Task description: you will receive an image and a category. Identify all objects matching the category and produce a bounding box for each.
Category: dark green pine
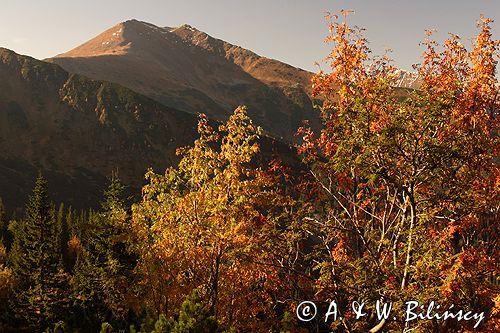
[9,172,67,330]
[11,173,58,288]
[70,173,134,331]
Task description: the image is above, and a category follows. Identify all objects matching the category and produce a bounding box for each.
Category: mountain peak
[50,20,317,140]
[179,23,197,31]
[121,19,166,32]
[118,20,201,37]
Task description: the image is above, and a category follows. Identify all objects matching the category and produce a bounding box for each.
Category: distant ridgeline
[1,20,421,211]
[0,47,197,211]
[0,47,296,212]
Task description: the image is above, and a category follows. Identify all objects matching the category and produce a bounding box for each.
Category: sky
[0,0,498,72]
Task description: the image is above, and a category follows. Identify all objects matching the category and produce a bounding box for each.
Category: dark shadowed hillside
[0,48,298,212]
[0,48,199,211]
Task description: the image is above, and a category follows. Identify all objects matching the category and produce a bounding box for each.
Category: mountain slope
[0,48,198,210]
[49,20,318,141]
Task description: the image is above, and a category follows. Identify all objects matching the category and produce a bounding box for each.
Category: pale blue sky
[0,1,498,72]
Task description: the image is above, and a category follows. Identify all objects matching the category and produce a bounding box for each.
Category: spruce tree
[10,173,68,330]
[71,173,134,331]
[11,174,58,287]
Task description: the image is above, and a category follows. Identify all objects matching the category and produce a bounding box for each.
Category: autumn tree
[297,12,499,332]
[132,107,304,331]
[0,198,6,243]
[0,242,14,331]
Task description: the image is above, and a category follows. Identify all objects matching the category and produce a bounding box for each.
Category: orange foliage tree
[131,107,306,331]
[297,12,499,332]
[0,243,14,318]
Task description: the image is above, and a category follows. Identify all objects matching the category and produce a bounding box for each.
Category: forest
[0,14,498,332]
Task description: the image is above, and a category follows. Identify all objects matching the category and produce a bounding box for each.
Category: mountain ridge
[0,47,296,211]
[0,47,198,210]
[49,20,319,141]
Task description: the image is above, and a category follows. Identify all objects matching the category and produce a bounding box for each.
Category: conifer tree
[169,290,224,333]
[9,173,69,330]
[71,173,134,331]
[11,173,58,288]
